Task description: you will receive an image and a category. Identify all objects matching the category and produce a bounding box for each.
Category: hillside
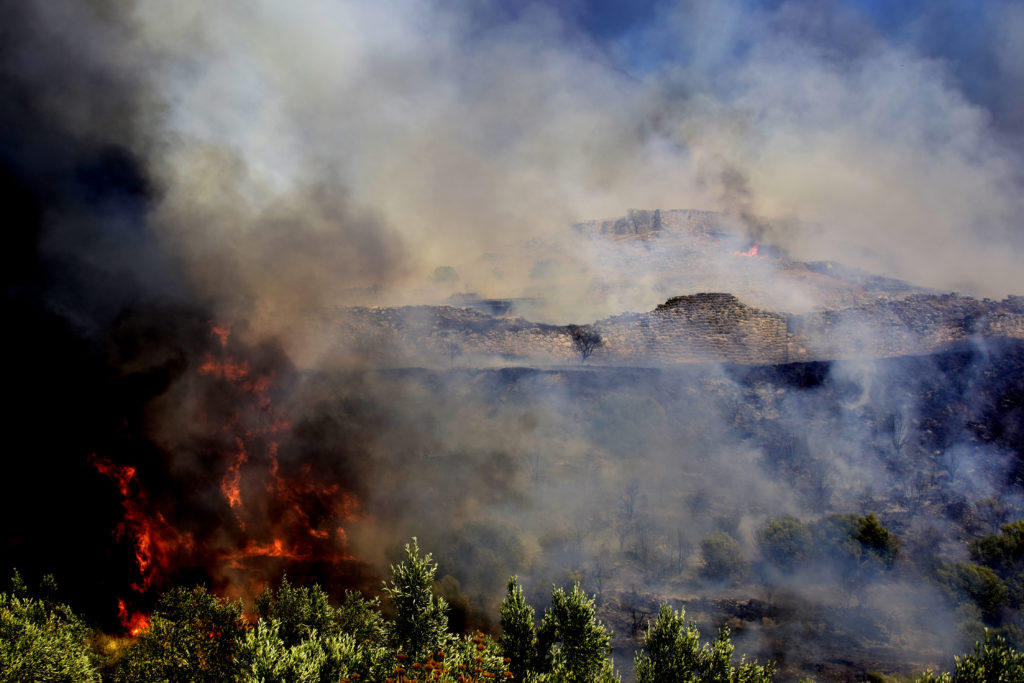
[325,291,1024,368]
[318,209,1024,368]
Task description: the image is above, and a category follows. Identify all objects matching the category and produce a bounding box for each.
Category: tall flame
[91,320,363,622]
[89,454,194,592]
[117,599,151,637]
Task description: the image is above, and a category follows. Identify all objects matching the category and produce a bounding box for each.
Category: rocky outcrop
[327,293,1024,367]
[596,293,791,364]
[573,208,664,236]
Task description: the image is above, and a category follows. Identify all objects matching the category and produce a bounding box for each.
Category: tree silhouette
[568,325,602,363]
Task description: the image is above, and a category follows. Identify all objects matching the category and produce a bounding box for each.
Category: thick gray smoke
[5,0,1024,677]
[23,0,1024,341]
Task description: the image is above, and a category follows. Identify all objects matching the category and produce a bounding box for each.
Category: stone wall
[329,293,1024,367]
[596,293,791,364]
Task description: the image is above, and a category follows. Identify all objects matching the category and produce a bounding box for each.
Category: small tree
[933,562,1009,623]
[114,585,245,683]
[333,589,387,646]
[916,631,1024,682]
[758,517,812,570]
[537,583,617,682]
[635,604,775,683]
[254,574,334,647]
[501,576,538,682]
[970,520,1024,576]
[235,618,364,683]
[952,631,1024,682]
[567,325,602,363]
[700,532,746,581]
[812,513,899,571]
[384,538,449,660]
[0,572,100,683]
[855,513,900,569]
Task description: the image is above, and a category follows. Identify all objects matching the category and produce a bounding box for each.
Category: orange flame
[95,320,364,608]
[90,454,194,592]
[91,456,135,497]
[117,599,151,637]
[210,322,232,348]
[198,355,250,381]
[221,438,249,509]
[733,241,760,257]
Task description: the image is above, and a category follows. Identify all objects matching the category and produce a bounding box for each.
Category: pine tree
[635,604,775,683]
[384,538,449,660]
[537,583,617,683]
[500,576,538,682]
[0,572,100,683]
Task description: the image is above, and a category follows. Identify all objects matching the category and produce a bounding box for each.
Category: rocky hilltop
[327,291,1024,367]
[322,209,1024,367]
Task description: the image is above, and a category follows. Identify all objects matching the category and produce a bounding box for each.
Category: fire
[93,320,363,614]
[91,457,135,497]
[223,538,310,569]
[198,354,249,381]
[90,454,194,592]
[117,599,151,637]
[221,438,249,509]
[202,322,362,561]
[210,322,232,348]
[733,241,760,257]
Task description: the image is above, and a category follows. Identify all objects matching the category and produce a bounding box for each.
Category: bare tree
[891,411,909,455]
[568,324,602,363]
[622,479,640,522]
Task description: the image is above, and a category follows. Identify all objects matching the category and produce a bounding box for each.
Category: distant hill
[325,291,1024,368]
[324,209,1024,368]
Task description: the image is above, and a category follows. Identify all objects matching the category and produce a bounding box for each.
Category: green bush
[758,517,812,570]
[635,604,775,683]
[934,563,1009,623]
[384,537,449,660]
[235,618,363,683]
[537,583,618,683]
[812,513,899,571]
[255,575,336,647]
[855,514,900,569]
[0,573,99,683]
[501,576,538,682]
[700,532,746,581]
[916,631,1024,682]
[970,521,1024,575]
[114,585,245,683]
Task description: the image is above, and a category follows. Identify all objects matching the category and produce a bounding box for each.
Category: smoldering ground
[4,0,1024,678]
[297,341,1024,677]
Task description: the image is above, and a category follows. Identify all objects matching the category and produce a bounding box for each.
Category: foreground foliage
[8,535,1024,682]
[635,604,774,683]
[916,631,1024,682]
[0,572,99,683]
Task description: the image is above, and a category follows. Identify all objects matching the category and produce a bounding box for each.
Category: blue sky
[518,0,1021,137]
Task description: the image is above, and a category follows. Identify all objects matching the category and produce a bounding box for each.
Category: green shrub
[812,513,899,571]
[758,517,812,570]
[934,563,1009,623]
[916,631,1024,682]
[255,575,336,647]
[700,532,746,580]
[0,573,99,683]
[501,576,538,682]
[635,604,775,683]
[537,583,617,683]
[970,521,1024,575]
[114,585,245,683]
[384,538,449,660]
